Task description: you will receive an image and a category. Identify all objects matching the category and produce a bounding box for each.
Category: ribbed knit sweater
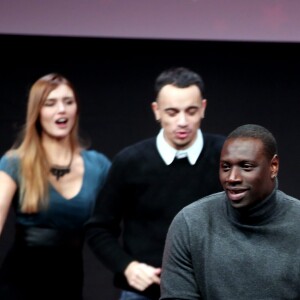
[161,188,300,300]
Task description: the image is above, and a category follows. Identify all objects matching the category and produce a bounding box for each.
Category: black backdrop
[0,34,300,300]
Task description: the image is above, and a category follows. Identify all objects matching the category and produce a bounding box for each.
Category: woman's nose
[57,101,66,112]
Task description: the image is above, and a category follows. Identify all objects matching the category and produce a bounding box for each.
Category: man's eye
[166,110,177,117]
[242,164,254,171]
[187,108,198,115]
[221,164,230,171]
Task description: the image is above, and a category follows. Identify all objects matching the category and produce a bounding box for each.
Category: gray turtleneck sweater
[160,189,300,300]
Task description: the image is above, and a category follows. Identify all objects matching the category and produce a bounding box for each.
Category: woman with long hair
[0,73,111,300]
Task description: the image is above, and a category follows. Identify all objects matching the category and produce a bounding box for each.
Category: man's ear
[151,101,160,121]
[270,154,279,179]
[201,99,207,119]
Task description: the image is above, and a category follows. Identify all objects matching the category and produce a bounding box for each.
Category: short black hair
[227,124,278,160]
[154,67,205,98]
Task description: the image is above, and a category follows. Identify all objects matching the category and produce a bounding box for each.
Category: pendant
[50,166,71,180]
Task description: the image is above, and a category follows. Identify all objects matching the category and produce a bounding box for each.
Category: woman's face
[39,84,77,140]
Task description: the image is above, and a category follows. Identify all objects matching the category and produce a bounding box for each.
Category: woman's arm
[0,171,17,234]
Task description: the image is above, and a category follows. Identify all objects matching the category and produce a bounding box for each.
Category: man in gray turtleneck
[160,124,300,300]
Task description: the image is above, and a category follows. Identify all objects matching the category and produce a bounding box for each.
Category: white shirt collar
[156,129,203,165]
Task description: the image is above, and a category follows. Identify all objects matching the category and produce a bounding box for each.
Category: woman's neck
[42,135,73,165]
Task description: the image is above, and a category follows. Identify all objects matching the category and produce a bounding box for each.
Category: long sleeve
[160,211,201,300]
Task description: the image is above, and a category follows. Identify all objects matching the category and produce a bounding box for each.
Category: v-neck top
[0,150,111,230]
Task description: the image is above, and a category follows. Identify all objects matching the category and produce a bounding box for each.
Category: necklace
[50,154,73,181]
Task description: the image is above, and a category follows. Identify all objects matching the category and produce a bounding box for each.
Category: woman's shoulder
[81,149,111,182]
[0,150,20,167]
[81,149,111,166]
[0,151,20,181]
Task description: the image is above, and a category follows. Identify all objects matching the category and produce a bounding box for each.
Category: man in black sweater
[85,67,225,300]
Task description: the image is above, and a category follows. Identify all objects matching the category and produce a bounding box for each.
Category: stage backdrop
[1,0,300,42]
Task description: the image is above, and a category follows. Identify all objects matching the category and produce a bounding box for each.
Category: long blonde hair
[10,73,81,213]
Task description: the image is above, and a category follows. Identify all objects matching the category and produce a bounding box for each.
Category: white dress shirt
[156,129,204,165]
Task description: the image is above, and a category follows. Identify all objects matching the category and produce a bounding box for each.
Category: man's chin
[229,199,247,209]
[174,139,192,149]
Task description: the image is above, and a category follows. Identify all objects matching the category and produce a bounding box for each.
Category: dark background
[0,34,300,299]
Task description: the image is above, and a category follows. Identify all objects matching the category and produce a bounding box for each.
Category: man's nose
[178,113,187,126]
[228,167,241,182]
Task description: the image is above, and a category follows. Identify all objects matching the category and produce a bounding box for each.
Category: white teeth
[56,118,67,123]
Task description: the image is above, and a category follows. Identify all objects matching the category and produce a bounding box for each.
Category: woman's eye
[44,100,54,106]
[66,100,73,105]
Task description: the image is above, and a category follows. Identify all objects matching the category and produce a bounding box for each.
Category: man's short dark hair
[154,67,205,98]
[227,124,278,160]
